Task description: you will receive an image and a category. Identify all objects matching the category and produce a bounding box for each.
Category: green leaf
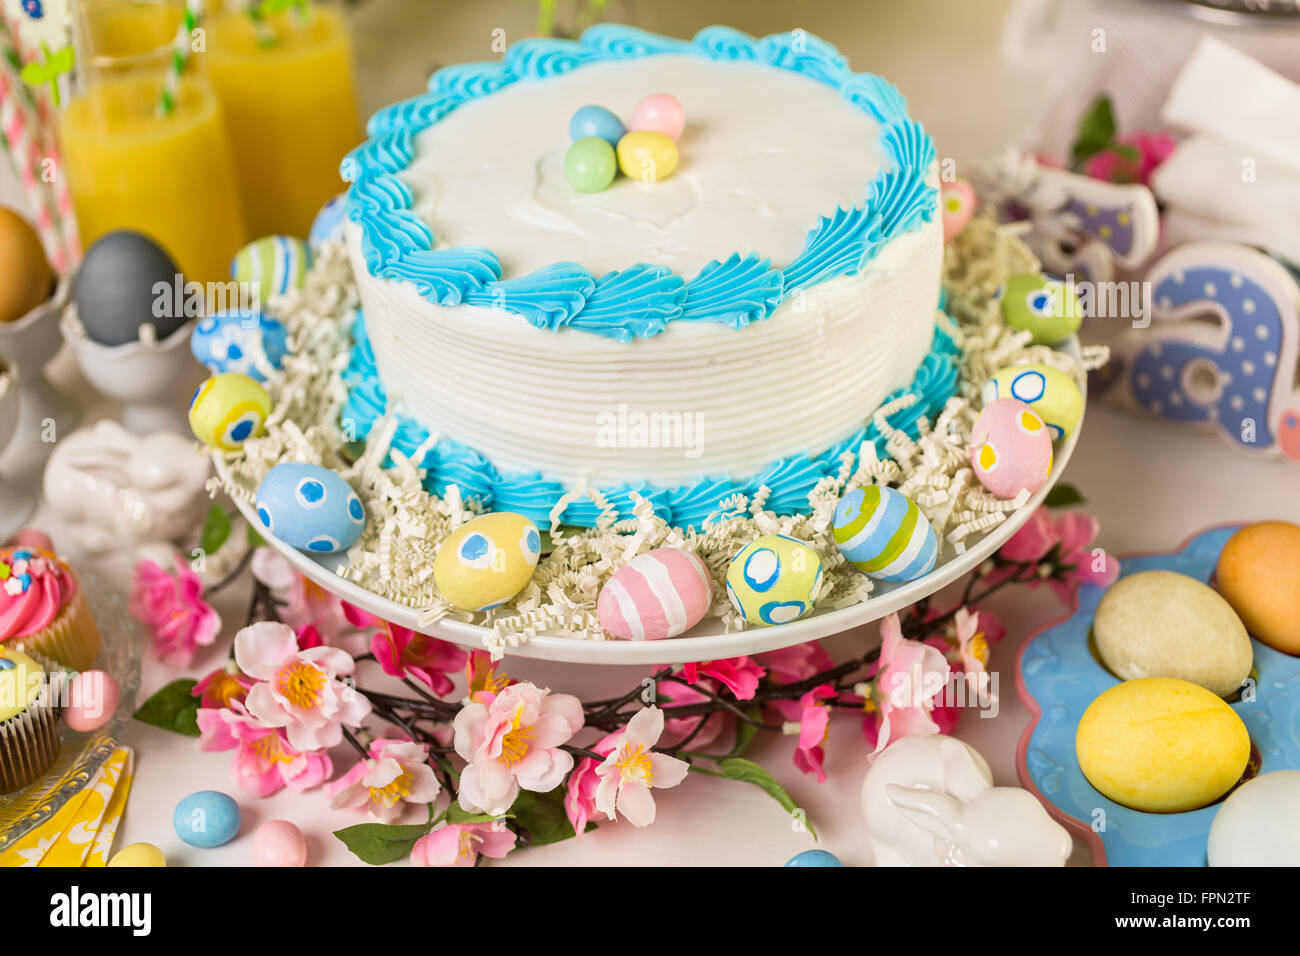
[133,679,201,736]
[199,504,232,556]
[727,705,761,758]
[245,521,266,550]
[509,786,591,847]
[1070,94,1117,169]
[445,804,504,825]
[333,821,432,866]
[1043,482,1086,508]
[712,758,817,838]
[49,46,75,73]
[20,61,50,85]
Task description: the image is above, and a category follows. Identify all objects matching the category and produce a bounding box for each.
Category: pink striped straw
[0,55,68,273]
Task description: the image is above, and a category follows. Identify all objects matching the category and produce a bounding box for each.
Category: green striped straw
[157,0,205,118]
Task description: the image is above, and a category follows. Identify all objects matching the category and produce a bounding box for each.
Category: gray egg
[73,230,187,347]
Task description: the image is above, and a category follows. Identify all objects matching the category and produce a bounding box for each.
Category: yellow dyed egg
[1076,678,1250,813]
[725,534,823,626]
[981,363,1084,441]
[107,842,167,867]
[433,512,542,611]
[188,372,271,450]
[616,130,678,183]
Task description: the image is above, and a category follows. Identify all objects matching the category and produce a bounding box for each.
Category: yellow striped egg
[434,512,542,612]
[725,534,822,626]
[831,486,938,583]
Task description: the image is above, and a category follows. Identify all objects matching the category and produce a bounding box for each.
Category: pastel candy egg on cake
[254,462,366,554]
[1000,273,1084,344]
[231,236,312,306]
[629,93,685,140]
[969,399,1053,499]
[434,512,542,612]
[569,104,626,147]
[981,363,1083,441]
[726,534,823,626]
[191,309,288,381]
[831,486,937,583]
[617,130,679,183]
[188,372,271,450]
[597,548,712,641]
[565,137,618,193]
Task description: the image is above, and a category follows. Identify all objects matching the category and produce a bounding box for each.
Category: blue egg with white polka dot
[191,309,289,382]
[309,193,348,249]
[254,462,366,554]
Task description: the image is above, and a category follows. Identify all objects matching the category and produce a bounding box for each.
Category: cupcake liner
[15,581,101,672]
[0,655,63,794]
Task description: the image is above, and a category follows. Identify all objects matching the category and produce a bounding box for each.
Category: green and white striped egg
[230,236,312,306]
[831,486,938,583]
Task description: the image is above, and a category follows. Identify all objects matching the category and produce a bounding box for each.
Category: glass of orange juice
[204,1,361,239]
[60,0,248,285]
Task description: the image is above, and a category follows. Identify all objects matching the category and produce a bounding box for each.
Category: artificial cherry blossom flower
[594,707,690,827]
[466,649,510,704]
[860,612,950,755]
[250,548,352,638]
[410,821,516,867]
[681,656,766,700]
[656,678,727,750]
[770,683,838,782]
[564,732,621,836]
[329,738,441,822]
[129,556,221,667]
[371,623,466,696]
[197,705,332,797]
[192,663,254,709]
[757,642,834,684]
[993,508,1120,603]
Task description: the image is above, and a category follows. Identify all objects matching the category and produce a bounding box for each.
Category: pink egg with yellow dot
[629,93,685,140]
[970,398,1054,499]
[941,178,976,241]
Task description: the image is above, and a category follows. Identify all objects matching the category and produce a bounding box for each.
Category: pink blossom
[769,683,837,782]
[453,682,584,816]
[466,649,511,704]
[655,678,727,750]
[1083,131,1176,186]
[329,738,441,822]
[564,732,621,836]
[250,548,350,638]
[196,705,333,797]
[410,821,516,867]
[129,556,222,667]
[192,664,253,709]
[234,621,371,751]
[594,707,691,827]
[371,623,467,696]
[681,657,766,700]
[861,613,951,755]
[994,507,1120,603]
[757,642,834,684]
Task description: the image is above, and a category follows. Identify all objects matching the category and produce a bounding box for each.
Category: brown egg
[1216,521,1300,654]
[0,207,52,323]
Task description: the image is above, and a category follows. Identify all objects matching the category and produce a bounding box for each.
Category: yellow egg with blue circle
[981,363,1083,441]
[616,130,678,183]
[725,534,822,626]
[188,372,271,450]
[434,512,542,612]
[832,485,938,583]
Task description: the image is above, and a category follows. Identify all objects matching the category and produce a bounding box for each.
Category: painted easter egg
[785,849,843,867]
[831,486,937,583]
[969,399,1054,499]
[1216,521,1300,655]
[73,230,186,346]
[309,193,347,248]
[725,534,823,626]
[617,130,678,183]
[981,363,1084,441]
[940,178,976,242]
[230,235,312,306]
[1000,273,1084,344]
[107,843,166,867]
[597,548,712,641]
[174,790,242,848]
[565,137,618,193]
[434,512,541,612]
[188,372,271,450]
[1208,771,1300,867]
[569,104,626,146]
[1075,678,1249,813]
[191,309,289,381]
[0,206,52,323]
[253,819,307,867]
[64,669,121,732]
[629,93,685,141]
[254,462,366,554]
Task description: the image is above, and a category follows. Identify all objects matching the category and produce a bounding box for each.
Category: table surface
[5,0,1297,867]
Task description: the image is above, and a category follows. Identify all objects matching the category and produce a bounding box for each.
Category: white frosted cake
[340,25,952,529]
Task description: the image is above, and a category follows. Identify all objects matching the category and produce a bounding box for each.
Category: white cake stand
[219,344,1086,665]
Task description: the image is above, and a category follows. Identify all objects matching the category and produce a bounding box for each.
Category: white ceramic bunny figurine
[861,734,1071,867]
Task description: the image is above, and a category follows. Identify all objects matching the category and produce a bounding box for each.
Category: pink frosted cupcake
[0,547,100,671]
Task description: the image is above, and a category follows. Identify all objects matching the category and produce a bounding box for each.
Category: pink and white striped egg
[970,398,1054,499]
[597,548,713,641]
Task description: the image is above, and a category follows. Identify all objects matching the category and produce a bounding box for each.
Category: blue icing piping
[343,315,960,530]
[344,25,938,342]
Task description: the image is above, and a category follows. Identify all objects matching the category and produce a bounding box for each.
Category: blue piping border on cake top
[340,312,961,529]
[341,24,936,343]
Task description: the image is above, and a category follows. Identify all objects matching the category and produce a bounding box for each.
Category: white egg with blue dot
[190,309,288,381]
[309,193,347,249]
[254,462,366,554]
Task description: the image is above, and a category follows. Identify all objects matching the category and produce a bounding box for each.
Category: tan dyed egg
[1093,570,1252,698]
[1216,521,1300,655]
[433,512,542,612]
[0,207,52,323]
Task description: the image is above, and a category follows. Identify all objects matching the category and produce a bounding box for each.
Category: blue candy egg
[569,104,626,147]
[254,462,366,554]
[785,849,843,867]
[173,790,241,848]
[190,309,288,381]
[309,193,347,249]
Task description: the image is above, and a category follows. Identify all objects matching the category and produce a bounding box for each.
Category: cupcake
[0,547,100,671]
[0,646,60,793]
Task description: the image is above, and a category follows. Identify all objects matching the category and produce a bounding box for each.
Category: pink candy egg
[597,548,712,641]
[941,178,976,242]
[629,93,685,141]
[64,670,120,732]
[970,398,1054,499]
[5,527,54,552]
[253,819,307,867]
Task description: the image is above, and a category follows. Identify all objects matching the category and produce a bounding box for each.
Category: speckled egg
[1094,570,1252,698]
[254,462,366,554]
[191,309,288,381]
[725,534,823,626]
[1208,771,1300,866]
[434,512,542,611]
[785,849,843,867]
[107,843,166,867]
[1075,678,1250,813]
[1216,521,1300,655]
[969,399,1054,499]
[981,363,1083,441]
[309,193,347,248]
[1000,273,1084,344]
[188,372,271,450]
[597,548,712,641]
[253,819,307,867]
[174,790,242,848]
[64,669,120,732]
[230,235,312,306]
[832,485,938,583]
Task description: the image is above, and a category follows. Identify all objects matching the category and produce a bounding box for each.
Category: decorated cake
[338,25,948,528]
